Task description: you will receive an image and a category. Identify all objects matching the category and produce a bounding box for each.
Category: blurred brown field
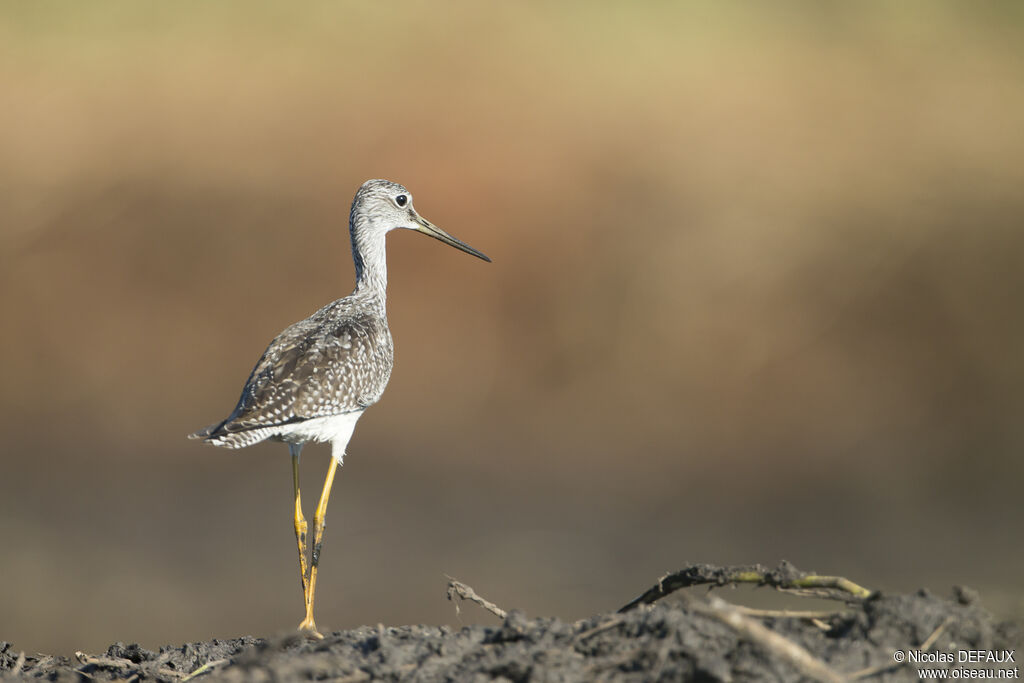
[1,2,1022,656]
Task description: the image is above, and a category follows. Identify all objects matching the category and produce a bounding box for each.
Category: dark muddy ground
[2,564,1019,682]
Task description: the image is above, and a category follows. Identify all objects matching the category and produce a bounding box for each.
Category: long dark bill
[414,215,491,262]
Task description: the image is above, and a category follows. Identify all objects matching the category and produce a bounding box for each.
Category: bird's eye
[395,195,408,207]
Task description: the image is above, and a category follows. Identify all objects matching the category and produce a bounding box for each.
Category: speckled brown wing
[291,314,394,418]
[191,304,394,446]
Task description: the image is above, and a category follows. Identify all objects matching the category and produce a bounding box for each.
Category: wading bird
[190,179,490,637]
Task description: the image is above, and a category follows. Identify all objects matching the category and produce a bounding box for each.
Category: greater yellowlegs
[190,179,490,637]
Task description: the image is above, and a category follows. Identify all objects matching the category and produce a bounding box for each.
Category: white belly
[272,411,363,462]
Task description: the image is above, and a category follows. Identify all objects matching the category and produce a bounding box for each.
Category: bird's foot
[298,617,324,640]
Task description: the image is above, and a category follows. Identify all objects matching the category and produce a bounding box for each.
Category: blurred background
[1,2,1022,656]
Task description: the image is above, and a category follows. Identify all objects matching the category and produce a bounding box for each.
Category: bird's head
[351,179,491,262]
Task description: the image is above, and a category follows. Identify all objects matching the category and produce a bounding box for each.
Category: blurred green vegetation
[1,2,1022,656]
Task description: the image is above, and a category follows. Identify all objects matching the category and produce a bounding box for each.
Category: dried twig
[573,615,626,642]
[697,596,845,683]
[75,652,134,671]
[75,651,186,679]
[619,561,873,612]
[850,615,954,680]
[920,615,953,651]
[183,658,230,681]
[734,606,847,620]
[445,575,508,619]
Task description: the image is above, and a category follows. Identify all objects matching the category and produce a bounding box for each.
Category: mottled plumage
[191,298,393,450]
[188,178,489,637]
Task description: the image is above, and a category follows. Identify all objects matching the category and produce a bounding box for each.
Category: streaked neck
[350,214,388,306]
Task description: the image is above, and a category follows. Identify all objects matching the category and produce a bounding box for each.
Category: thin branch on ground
[618,561,874,612]
[697,595,846,683]
[183,658,230,681]
[573,615,626,643]
[850,615,954,680]
[75,651,186,680]
[445,575,508,619]
[75,652,133,671]
[12,651,26,676]
[919,616,953,651]
[734,606,848,620]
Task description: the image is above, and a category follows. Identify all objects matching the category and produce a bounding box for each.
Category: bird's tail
[188,423,221,440]
[188,419,272,449]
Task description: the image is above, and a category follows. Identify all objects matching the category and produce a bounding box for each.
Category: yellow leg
[298,456,339,638]
[290,446,311,614]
